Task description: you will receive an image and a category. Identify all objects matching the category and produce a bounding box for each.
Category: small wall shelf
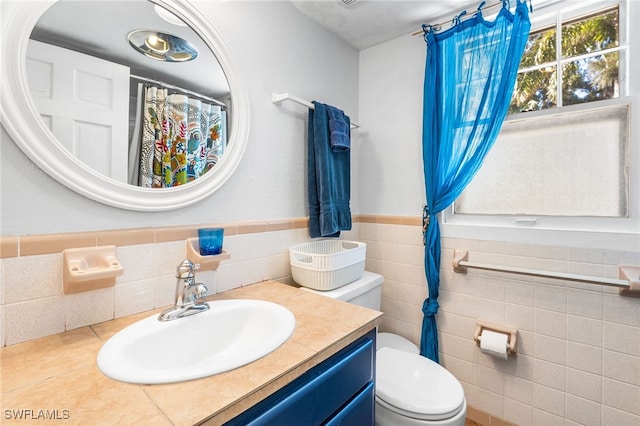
[186,238,230,271]
[62,245,123,294]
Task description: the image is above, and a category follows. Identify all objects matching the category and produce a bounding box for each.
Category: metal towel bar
[452,249,632,289]
[272,92,360,129]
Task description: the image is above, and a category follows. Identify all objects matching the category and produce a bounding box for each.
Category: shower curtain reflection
[131,84,226,188]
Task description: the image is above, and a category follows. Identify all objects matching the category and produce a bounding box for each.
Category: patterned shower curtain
[137,85,225,188]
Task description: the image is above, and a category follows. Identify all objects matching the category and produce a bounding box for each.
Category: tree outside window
[509,7,620,113]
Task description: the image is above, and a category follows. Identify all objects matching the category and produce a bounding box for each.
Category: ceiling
[291,0,481,50]
[28,0,487,99]
[31,0,229,99]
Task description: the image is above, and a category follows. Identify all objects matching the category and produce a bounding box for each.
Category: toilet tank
[301,271,383,311]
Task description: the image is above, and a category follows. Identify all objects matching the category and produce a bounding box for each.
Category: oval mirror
[0,0,249,211]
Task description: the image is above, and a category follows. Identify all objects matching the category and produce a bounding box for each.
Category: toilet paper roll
[480,330,509,359]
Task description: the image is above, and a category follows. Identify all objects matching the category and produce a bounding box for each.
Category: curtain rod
[411,0,505,37]
[130,74,227,107]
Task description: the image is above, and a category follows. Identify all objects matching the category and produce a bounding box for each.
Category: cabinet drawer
[225,329,375,426]
[325,381,375,426]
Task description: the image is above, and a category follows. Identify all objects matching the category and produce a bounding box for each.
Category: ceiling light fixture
[144,34,169,54]
[128,30,198,62]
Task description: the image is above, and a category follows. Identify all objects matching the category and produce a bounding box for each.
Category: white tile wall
[65,287,114,330]
[1,220,638,426]
[360,222,640,426]
[4,296,65,344]
[0,226,314,346]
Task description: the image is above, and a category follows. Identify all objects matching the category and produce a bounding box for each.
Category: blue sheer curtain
[420,0,531,362]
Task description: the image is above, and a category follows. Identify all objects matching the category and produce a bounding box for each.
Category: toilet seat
[376,347,465,421]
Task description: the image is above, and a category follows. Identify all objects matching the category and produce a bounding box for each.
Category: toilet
[301,271,467,426]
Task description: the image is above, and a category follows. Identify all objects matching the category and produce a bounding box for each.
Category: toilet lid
[376,347,465,421]
[377,332,420,354]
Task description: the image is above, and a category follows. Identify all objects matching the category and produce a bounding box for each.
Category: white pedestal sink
[97,299,296,384]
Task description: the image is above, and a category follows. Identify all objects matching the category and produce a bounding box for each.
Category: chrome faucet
[158,259,210,321]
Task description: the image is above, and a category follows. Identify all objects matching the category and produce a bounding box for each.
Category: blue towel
[308,102,352,238]
[326,105,351,152]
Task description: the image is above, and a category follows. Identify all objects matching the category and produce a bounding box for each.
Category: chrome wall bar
[272,92,360,129]
[452,249,631,289]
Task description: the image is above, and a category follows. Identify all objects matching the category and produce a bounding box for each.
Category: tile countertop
[0,281,383,426]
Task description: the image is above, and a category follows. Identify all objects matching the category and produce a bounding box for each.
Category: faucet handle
[176,259,200,279]
[193,283,208,300]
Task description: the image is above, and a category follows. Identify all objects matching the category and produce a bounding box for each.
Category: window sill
[440,220,639,251]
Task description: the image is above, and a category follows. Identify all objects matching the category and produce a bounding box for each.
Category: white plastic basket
[289,240,366,291]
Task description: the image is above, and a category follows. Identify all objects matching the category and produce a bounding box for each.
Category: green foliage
[510,8,619,114]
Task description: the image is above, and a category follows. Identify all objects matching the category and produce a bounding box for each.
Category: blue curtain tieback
[422,298,439,317]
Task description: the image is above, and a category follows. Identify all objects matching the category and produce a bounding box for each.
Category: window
[444,1,636,243]
[510,6,621,113]
[455,103,629,218]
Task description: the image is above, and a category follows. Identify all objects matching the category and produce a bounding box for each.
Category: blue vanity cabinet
[224,329,376,426]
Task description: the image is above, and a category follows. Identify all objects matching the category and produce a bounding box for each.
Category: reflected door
[26,39,130,183]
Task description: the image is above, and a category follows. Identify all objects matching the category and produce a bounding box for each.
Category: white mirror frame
[0,0,250,211]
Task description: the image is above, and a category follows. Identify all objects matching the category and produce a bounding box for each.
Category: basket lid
[289,240,365,254]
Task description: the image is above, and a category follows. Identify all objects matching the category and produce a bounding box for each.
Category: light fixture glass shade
[145,34,169,53]
[128,30,198,62]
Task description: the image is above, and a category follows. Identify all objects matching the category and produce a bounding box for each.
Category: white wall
[0,1,360,236]
[358,33,426,216]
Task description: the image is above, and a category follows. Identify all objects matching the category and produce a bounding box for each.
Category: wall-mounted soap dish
[186,238,230,271]
[63,245,123,294]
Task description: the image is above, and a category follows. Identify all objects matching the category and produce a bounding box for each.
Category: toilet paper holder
[473,320,518,355]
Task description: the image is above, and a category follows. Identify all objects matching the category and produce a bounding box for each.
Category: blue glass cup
[198,228,224,256]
